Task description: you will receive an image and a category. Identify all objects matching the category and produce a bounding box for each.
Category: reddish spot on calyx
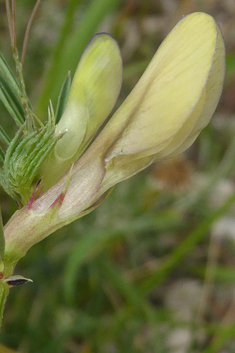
[50,192,65,209]
[26,181,43,209]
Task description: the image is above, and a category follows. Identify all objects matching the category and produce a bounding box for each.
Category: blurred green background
[1,0,235,352]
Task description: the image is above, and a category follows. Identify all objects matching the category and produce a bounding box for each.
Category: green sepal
[0,122,62,206]
[55,72,71,123]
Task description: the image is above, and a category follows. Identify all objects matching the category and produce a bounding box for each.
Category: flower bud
[40,33,122,189]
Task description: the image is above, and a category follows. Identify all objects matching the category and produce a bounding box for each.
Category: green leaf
[55,72,71,123]
[0,81,24,126]
[0,147,5,163]
[0,125,10,146]
[0,54,22,98]
[0,207,5,261]
[0,54,25,126]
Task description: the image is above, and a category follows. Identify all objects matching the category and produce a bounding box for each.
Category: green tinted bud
[40,33,122,190]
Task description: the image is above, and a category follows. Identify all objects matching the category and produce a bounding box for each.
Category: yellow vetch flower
[34,11,225,230]
[4,12,225,260]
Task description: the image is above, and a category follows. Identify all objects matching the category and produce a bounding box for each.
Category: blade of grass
[202,323,235,353]
[195,264,235,283]
[63,228,124,301]
[140,190,235,296]
[38,0,82,118]
[175,128,235,214]
[226,53,235,74]
[99,259,169,349]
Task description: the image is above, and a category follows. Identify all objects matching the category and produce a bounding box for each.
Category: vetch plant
[0,5,225,329]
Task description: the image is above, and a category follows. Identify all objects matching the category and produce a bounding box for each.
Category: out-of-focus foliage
[1,0,235,352]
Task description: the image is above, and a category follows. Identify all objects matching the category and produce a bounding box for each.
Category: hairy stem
[0,282,9,330]
[0,256,16,331]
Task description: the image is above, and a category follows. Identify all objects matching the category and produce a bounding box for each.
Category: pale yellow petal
[105,12,222,161]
